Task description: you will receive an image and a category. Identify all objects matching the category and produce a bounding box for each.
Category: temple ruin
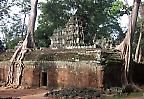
[50,15,114,49]
[0,16,144,91]
[0,16,122,90]
[50,16,85,49]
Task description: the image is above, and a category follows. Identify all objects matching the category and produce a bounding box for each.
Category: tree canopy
[0,0,30,49]
[0,0,141,49]
[36,0,124,47]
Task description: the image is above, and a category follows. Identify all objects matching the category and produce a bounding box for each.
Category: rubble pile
[44,87,101,99]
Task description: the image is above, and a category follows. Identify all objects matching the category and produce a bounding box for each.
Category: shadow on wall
[104,61,123,88]
[38,62,58,89]
[47,62,58,89]
[29,62,59,89]
[133,62,144,85]
[104,61,144,89]
[31,67,41,88]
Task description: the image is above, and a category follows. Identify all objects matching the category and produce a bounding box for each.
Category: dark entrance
[41,72,47,86]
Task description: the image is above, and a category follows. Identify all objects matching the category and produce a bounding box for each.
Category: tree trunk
[134,32,142,63]
[26,0,38,48]
[6,0,38,88]
[21,13,27,39]
[135,4,144,63]
[116,0,141,85]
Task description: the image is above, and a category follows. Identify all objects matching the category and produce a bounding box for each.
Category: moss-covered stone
[0,49,101,61]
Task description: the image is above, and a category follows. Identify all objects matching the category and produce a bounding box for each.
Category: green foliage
[101,92,144,99]
[0,49,97,61]
[37,53,95,61]
[5,37,21,49]
[0,0,31,49]
[36,0,124,47]
[35,0,71,47]
[1,13,26,49]
[109,0,132,17]
[0,0,10,20]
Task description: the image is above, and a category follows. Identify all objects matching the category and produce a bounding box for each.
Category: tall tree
[134,4,144,63]
[36,0,123,47]
[116,0,141,86]
[0,0,31,49]
[3,14,24,49]
[18,0,31,39]
[6,0,38,88]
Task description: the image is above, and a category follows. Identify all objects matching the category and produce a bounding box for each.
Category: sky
[0,0,46,40]
[0,0,142,40]
[119,0,133,28]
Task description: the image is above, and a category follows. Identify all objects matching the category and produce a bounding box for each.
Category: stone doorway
[41,72,47,86]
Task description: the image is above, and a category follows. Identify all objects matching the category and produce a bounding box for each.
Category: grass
[101,92,144,99]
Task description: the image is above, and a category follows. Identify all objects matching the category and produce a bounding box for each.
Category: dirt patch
[0,87,143,99]
[0,87,47,98]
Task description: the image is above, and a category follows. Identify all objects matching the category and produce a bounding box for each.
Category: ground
[0,87,143,99]
[0,87,47,99]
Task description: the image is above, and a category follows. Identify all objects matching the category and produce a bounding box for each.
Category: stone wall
[0,61,104,90]
[1,50,144,89]
[39,61,103,89]
[0,62,9,82]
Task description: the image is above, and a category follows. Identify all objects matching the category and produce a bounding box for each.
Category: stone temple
[0,15,143,91]
[50,15,114,49]
[50,16,85,49]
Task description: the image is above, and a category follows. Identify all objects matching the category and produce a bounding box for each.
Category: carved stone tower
[50,16,85,49]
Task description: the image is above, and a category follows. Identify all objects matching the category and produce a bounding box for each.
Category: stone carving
[50,16,85,49]
[50,16,115,49]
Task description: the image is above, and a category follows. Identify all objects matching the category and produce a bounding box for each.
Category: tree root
[131,84,143,92]
[6,45,29,89]
[5,0,38,89]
